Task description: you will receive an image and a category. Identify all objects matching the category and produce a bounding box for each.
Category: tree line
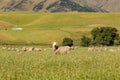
[62,27,120,47]
[80,27,120,47]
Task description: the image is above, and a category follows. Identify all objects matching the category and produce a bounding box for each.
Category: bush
[91,27,119,46]
[80,36,91,47]
[114,36,120,46]
[62,37,73,47]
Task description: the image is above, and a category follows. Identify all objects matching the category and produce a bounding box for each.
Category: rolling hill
[0,0,120,12]
[0,12,120,45]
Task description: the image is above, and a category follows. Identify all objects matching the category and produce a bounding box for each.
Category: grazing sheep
[7,47,11,51]
[21,47,42,52]
[34,48,42,51]
[11,48,15,51]
[14,48,20,52]
[55,46,72,54]
[88,47,94,51]
[88,47,103,52]
[104,47,107,51]
[95,47,102,52]
[52,42,73,54]
[27,47,34,52]
[21,47,27,52]
[43,48,47,51]
[109,49,116,53]
[2,46,7,50]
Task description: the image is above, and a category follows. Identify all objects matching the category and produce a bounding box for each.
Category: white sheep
[88,47,94,51]
[27,47,34,52]
[52,42,73,54]
[34,47,42,51]
[21,47,27,52]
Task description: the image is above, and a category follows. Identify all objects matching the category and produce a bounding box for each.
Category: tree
[62,37,73,47]
[80,36,91,47]
[114,35,120,46]
[91,27,118,46]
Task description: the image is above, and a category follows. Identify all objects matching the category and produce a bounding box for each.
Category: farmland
[0,12,120,80]
[0,12,120,45]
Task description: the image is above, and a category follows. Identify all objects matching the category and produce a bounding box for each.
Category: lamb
[52,42,73,54]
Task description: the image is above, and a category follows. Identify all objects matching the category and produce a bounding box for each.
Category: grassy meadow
[0,12,120,45]
[0,12,120,80]
[0,47,120,80]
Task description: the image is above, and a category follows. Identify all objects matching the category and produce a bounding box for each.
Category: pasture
[0,12,120,80]
[0,46,120,80]
[0,12,120,45]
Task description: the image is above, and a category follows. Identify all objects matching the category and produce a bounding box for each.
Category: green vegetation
[80,27,120,46]
[91,27,119,46]
[0,12,120,45]
[0,47,120,80]
[0,12,120,80]
[62,37,73,46]
[80,36,91,47]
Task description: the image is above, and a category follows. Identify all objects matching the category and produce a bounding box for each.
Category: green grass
[0,12,120,80]
[0,12,120,45]
[0,47,120,80]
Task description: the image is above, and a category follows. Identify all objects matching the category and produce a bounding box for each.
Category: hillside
[0,0,120,12]
[0,12,120,45]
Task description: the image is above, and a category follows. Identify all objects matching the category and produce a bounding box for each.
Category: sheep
[21,47,42,52]
[88,46,103,52]
[14,48,20,52]
[7,47,11,51]
[21,47,27,52]
[34,47,42,51]
[55,46,73,54]
[94,47,102,52]
[52,42,73,54]
[88,47,94,51]
[27,47,34,52]
[108,49,116,53]
[2,46,7,50]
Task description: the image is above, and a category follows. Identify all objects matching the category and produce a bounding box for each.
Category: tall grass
[0,47,120,80]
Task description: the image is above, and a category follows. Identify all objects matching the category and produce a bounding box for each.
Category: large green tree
[91,27,119,46]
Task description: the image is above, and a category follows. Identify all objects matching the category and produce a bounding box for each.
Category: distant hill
[0,0,120,12]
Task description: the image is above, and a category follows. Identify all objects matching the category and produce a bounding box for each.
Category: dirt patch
[0,34,15,41]
[0,21,13,30]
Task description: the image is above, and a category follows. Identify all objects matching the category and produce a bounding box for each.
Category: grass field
[0,12,120,45]
[0,47,120,80]
[0,12,120,80]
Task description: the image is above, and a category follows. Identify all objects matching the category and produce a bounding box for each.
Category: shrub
[62,37,73,47]
[91,27,119,46]
[114,36,120,46]
[80,36,91,47]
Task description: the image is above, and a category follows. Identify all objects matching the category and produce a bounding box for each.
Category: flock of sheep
[0,42,74,54]
[0,46,42,52]
[0,42,119,54]
[52,41,120,54]
[88,46,120,53]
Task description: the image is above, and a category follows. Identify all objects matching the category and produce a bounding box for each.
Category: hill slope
[0,12,120,45]
[0,0,120,12]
